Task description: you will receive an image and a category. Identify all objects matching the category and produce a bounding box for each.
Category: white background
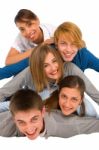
[0,0,99,149]
[0,0,99,88]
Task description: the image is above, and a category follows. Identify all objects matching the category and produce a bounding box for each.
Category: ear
[79,96,84,105]
[41,106,46,117]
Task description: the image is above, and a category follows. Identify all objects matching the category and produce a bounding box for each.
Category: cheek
[16,124,25,132]
[44,69,48,76]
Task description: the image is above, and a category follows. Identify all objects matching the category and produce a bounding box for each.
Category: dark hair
[10,89,43,116]
[14,9,38,23]
[58,75,85,98]
[45,75,85,116]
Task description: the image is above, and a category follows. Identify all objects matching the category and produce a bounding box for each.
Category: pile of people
[0,9,99,140]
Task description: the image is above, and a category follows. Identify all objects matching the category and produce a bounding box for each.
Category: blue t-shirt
[72,47,99,72]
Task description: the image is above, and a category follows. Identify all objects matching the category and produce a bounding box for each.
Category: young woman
[0,44,99,112]
[54,21,99,72]
[0,9,55,79]
[44,75,99,118]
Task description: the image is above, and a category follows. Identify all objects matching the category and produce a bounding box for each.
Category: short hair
[14,9,38,23]
[30,44,63,92]
[9,89,43,116]
[54,21,86,49]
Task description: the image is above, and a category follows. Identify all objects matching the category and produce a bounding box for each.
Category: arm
[0,67,30,101]
[5,47,32,65]
[0,58,29,80]
[44,110,99,138]
[73,48,99,72]
[0,111,17,136]
[83,48,99,72]
[64,62,99,104]
[0,111,23,137]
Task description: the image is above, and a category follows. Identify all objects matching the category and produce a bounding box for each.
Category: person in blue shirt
[0,21,99,80]
[54,21,99,72]
[0,9,55,80]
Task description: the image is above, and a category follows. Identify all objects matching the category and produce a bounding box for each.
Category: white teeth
[51,71,57,75]
[30,31,35,38]
[65,53,71,56]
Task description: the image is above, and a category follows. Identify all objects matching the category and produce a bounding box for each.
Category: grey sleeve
[44,110,99,138]
[64,62,99,104]
[0,111,17,137]
[0,67,30,101]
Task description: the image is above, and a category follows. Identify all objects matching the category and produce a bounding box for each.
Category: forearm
[5,49,32,65]
[0,67,29,101]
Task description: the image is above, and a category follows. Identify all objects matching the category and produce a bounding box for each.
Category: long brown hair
[30,44,63,92]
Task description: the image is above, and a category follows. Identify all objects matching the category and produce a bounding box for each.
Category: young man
[0,89,99,140]
[0,9,55,80]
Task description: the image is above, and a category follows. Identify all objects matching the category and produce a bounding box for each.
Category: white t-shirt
[12,24,56,52]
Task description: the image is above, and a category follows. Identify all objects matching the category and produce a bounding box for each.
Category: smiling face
[44,52,61,81]
[16,19,43,44]
[14,108,45,140]
[57,35,78,62]
[59,87,82,115]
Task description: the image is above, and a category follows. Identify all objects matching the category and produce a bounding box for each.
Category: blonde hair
[54,21,86,49]
[30,44,63,92]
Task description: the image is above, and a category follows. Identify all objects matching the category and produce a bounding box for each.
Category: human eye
[31,116,39,123]
[19,28,25,33]
[60,41,66,45]
[61,93,67,99]
[27,22,32,27]
[18,121,25,126]
[44,63,48,68]
[52,58,57,63]
[71,42,76,47]
[71,98,78,103]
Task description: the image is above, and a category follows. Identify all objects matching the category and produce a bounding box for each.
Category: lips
[26,128,37,137]
[29,31,36,39]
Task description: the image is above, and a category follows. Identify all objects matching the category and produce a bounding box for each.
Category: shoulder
[63,62,79,70]
[40,24,56,32]
[79,47,91,55]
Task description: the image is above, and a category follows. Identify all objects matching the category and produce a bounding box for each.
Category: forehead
[60,87,81,95]
[16,20,38,27]
[44,52,55,62]
[58,32,75,42]
[14,109,42,121]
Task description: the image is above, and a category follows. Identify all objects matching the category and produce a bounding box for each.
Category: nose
[64,99,71,107]
[50,65,57,73]
[65,44,72,52]
[26,124,35,133]
[25,28,31,35]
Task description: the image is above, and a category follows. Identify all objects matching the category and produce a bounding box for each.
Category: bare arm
[5,47,33,65]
